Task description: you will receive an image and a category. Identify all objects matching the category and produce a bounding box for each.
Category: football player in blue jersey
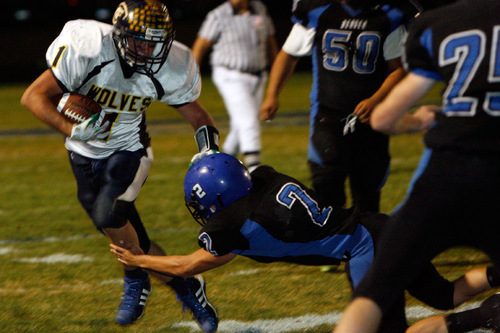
[110,153,499,332]
[20,0,219,330]
[333,0,500,332]
[261,0,410,214]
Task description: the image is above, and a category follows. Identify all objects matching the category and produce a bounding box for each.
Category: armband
[194,125,220,152]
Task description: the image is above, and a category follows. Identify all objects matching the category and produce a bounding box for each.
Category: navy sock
[446,308,483,333]
[167,277,189,296]
[446,294,500,332]
[124,268,148,280]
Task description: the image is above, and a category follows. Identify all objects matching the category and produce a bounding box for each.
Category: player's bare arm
[260,50,300,121]
[370,73,436,134]
[21,69,72,136]
[266,35,279,65]
[176,100,216,130]
[22,69,110,141]
[110,245,236,278]
[191,36,214,66]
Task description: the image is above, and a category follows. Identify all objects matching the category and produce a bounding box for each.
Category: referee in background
[192,0,278,172]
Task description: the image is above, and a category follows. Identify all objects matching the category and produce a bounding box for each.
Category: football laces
[64,108,88,123]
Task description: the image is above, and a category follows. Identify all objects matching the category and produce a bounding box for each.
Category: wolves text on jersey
[86,84,153,112]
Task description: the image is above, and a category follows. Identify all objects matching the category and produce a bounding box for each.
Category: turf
[0,73,493,332]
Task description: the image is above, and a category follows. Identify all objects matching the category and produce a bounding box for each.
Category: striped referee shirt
[197,0,275,73]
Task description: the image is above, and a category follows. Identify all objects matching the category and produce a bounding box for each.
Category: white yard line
[16,253,93,264]
[0,234,100,246]
[0,228,195,246]
[173,305,488,333]
[0,265,488,333]
[0,240,491,332]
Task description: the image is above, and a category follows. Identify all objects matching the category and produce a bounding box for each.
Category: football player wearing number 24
[20,0,220,331]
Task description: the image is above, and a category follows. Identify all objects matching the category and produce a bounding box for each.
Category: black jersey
[291,0,407,116]
[404,0,500,153]
[197,165,380,266]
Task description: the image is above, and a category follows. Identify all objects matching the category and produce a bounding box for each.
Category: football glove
[189,149,219,167]
[343,114,358,136]
[70,113,110,141]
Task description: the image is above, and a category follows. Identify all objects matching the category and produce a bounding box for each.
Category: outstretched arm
[110,244,236,278]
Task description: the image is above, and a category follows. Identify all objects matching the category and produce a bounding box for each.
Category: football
[53,93,102,124]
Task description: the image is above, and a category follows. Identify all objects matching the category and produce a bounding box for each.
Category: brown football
[53,93,102,124]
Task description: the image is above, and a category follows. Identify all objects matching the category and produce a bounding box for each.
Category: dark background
[1,0,298,83]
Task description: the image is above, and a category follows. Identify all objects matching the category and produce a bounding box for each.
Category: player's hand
[110,243,142,267]
[353,98,377,123]
[70,113,110,141]
[260,96,279,121]
[190,149,219,167]
[413,105,439,131]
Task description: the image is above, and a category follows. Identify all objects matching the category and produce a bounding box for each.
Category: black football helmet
[112,0,175,75]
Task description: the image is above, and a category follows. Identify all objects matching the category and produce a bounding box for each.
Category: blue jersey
[197,165,385,266]
[291,0,407,116]
[404,0,500,153]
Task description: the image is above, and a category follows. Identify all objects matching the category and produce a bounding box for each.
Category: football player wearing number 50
[20,0,219,331]
[260,0,413,214]
[111,153,500,333]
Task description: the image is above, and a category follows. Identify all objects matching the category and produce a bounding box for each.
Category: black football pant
[351,211,456,333]
[308,109,390,212]
[68,149,151,252]
[352,149,500,316]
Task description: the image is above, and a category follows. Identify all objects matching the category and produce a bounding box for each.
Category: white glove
[190,149,219,167]
[70,113,110,141]
[343,114,358,136]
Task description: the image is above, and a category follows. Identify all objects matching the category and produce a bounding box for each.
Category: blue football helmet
[184,153,253,226]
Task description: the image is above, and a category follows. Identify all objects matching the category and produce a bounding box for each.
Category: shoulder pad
[60,20,112,58]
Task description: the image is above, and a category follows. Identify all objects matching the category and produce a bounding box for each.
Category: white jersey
[47,19,201,159]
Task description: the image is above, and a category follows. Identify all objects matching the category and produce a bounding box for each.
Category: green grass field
[0,73,493,332]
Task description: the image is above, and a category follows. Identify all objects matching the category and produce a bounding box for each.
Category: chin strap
[194,125,220,152]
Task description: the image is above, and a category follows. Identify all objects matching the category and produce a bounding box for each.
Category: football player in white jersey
[20,0,219,331]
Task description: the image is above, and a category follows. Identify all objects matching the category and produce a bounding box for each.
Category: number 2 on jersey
[276,182,332,227]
